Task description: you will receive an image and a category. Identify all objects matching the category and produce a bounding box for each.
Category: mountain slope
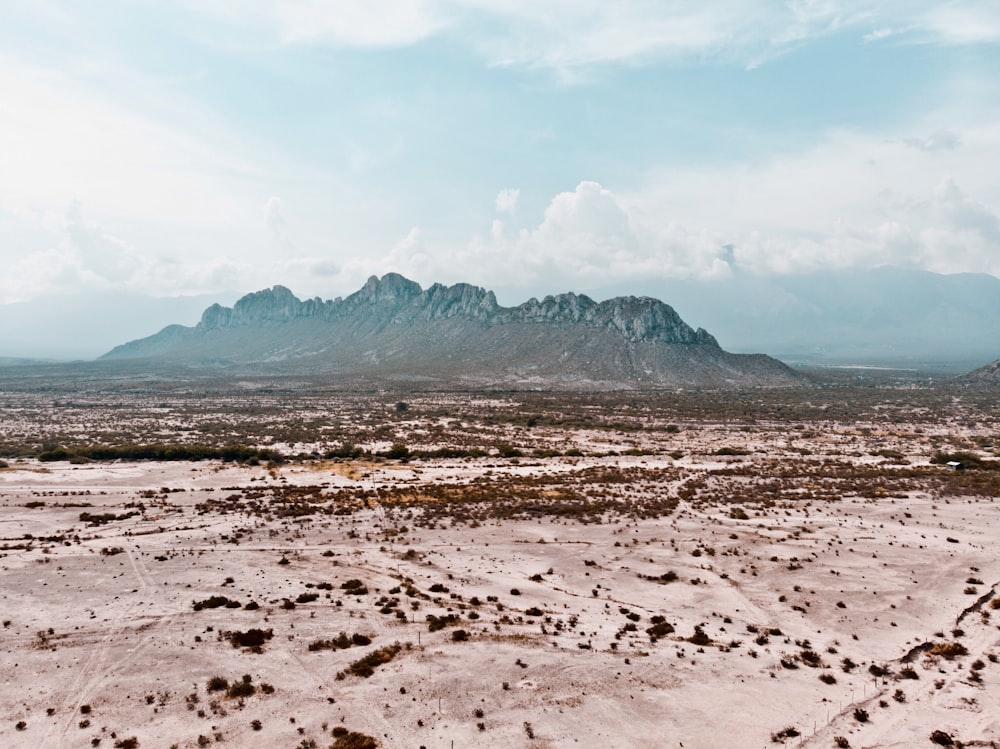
[583,268,1000,370]
[957,357,1000,385]
[0,290,240,360]
[101,274,801,388]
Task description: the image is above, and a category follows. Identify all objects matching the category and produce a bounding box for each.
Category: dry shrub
[929,642,968,660]
[331,730,378,749]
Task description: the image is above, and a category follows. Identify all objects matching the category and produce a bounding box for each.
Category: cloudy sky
[2,0,999,305]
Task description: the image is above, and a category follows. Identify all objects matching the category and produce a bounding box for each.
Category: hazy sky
[2,1,999,304]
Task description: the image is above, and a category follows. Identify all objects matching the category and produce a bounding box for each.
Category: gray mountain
[101,273,802,388]
[957,357,1000,385]
[580,267,1000,372]
[0,290,240,360]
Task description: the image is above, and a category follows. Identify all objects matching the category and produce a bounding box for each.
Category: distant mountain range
[100,273,802,388]
[0,290,240,361]
[4,267,998,375]
[583,267,1000,371]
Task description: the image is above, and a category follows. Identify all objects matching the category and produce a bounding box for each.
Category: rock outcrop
[101,273,801,388]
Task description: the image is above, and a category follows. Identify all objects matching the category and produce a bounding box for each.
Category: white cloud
[64,201,141,283]
[180,1,1000,75]
[264,196,286,228]
[0,52,363,303]
[340,181,734,291]
[918,4,1000,45]
[342,118,1000,292]
[903,129,961,151]
[628,124,1000,278]
[495,187,519,215]
[0,201,141,301]
[263,195,298,254]
[188,0,447,48]
[0,56,259,227]
[929,176,1000,246]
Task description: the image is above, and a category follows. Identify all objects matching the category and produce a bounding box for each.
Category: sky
[2,0,1000,306]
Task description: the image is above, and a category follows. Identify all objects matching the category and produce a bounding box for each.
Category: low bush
[770,726,799,742]
[337,643,403,679]
[330,731,378,749]
[192,596,241,611]
[929,642,968,660]
[646,621,675,641]
[308,633,371,652]
[688,626,711,646]
[426,614,459,632]
[225,628,273,651]
[226,675,255,699]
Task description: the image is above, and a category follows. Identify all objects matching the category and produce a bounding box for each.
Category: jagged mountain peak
[102,273,800,387]
[355,273,423,302]
[192,274,712,345]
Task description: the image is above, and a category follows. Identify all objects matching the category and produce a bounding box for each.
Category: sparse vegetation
[336,643,404,679]
[929,642,969,660]
[3,376,1000,747]
[225,628,274,651]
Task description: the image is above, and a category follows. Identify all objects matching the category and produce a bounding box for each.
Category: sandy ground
[1,445,998,749]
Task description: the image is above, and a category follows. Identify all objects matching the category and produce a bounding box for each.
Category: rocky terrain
[958,357,1000,386]
[100,274,801,388]
[1,376,999,748]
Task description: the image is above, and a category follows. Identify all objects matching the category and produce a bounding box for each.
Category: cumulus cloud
[928,175,1000,246]
[264,196,285,228]
[230,150,1000,304]
[495,188,519,215]
[349,181,737,291]
[0,202,143,301]
[903,129,961,151]
[355,150,1000,294]
[63,201,142,283]
[263,195,297,254]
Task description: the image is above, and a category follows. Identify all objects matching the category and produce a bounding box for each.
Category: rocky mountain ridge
[101,274,799,388]
[195,273,717,346]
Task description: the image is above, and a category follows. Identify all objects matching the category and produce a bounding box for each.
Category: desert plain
[1,370,999,749]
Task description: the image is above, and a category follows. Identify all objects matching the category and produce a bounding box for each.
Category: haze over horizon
[2,0,999,317]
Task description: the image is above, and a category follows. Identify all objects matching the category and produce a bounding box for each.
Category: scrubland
[1,370,999,748]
